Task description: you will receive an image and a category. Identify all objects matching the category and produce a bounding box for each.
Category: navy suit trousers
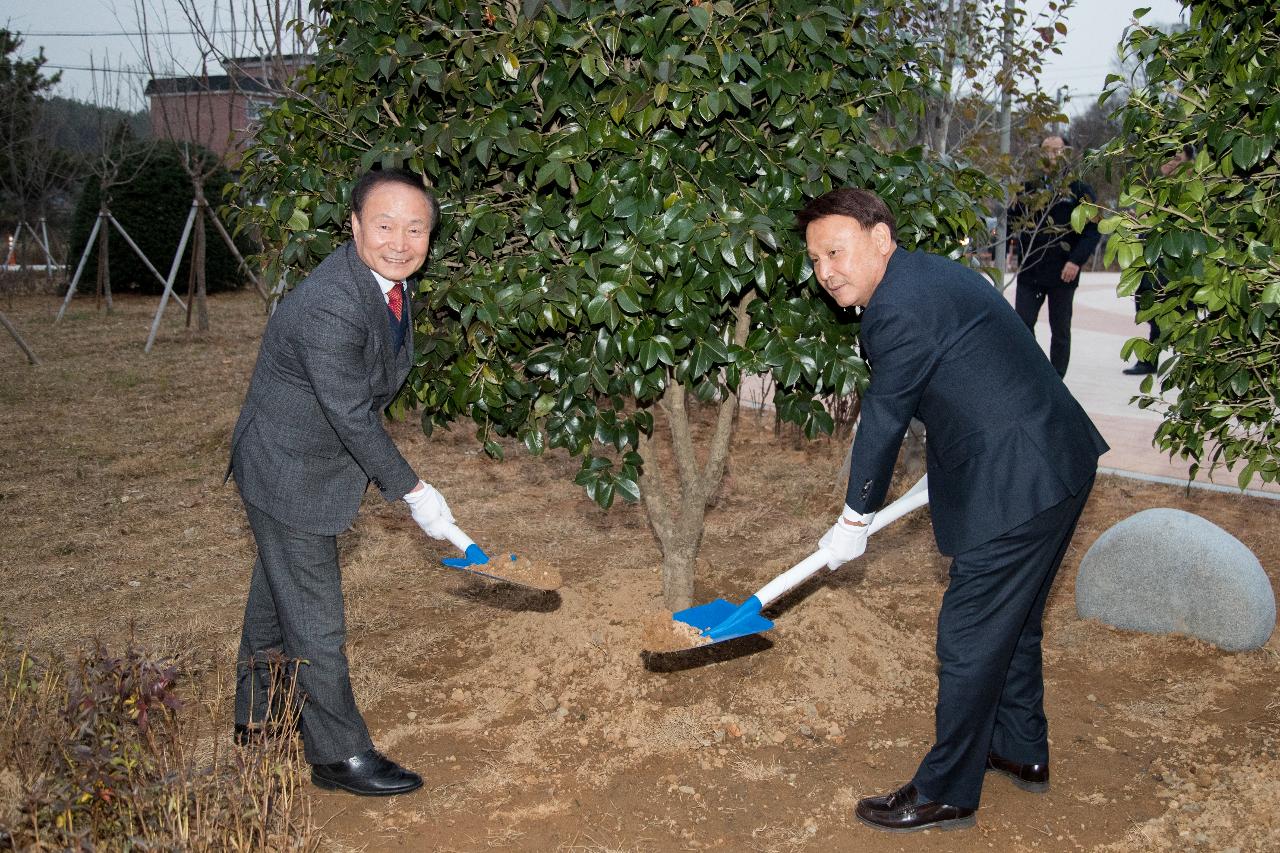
[911,476,1094,809]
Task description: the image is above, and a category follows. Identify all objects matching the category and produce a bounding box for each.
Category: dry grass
[4,290,1280,851]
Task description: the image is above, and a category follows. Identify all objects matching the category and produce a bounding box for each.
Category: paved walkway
[1006,271,1279,498]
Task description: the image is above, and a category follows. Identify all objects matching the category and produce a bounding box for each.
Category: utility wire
[41,64,161,76]
[20,29,253,37]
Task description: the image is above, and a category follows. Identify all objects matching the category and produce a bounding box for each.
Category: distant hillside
[39,97,150,156]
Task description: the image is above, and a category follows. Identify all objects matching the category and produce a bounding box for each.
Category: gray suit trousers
[235,501,373,764]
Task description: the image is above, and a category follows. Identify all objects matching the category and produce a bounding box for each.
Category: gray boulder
[1076,508,1275,651]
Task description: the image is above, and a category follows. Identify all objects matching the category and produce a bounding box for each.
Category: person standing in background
[1009,135,1102,378]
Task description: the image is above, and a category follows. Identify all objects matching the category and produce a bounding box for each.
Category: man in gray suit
[228,168,455,796]
[799,188,1107,831]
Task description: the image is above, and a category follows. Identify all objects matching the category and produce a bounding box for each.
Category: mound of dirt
[639,612,710,652]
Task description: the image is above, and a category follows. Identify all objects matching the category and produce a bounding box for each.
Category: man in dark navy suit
[798,188,1108,832]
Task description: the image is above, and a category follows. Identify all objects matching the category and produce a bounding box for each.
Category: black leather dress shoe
[311,748,423,796]
[986,752,1050,792]
[1123,361,1155,375]
[855,782,976,833]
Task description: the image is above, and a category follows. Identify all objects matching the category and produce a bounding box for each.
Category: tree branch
[638,430,675,551]
[700,290,755,492]
[663,381,701,501]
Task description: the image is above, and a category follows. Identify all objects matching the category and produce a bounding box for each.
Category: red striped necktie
[388,281,404,321]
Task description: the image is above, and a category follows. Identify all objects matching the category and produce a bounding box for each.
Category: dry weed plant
[730,758,787,783]
[555,829,642,853]
[483,824,527,847]
[0,633,316,850]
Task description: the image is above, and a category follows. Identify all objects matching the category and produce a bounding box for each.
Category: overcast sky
[1039,0,1189,112]
[8,0,1190,114]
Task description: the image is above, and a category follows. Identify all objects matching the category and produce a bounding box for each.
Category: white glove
[819,505,876,571]
[404,481,454,540]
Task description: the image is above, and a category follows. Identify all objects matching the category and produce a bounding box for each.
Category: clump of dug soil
[481,554,562,590]
[639,612,711,652]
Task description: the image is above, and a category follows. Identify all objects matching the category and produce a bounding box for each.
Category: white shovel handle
[753,551,831,608]
[753,475,928,609]
[867,474,930,534]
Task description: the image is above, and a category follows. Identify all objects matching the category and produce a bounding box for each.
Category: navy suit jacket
[846,248,1108,555]
[228,242,419,536]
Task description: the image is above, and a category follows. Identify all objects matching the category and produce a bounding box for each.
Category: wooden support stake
[144,201,199,354]
[1,310,39,365]
[56,213,103,323]
[106,214,187,312]
[205,202,270,303]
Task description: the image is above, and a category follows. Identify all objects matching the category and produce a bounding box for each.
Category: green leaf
[688,4,710,31]
[533,394,556,416]
[523,429,545,455]
[614,477,641,503]
[1238,463,1258,490]
[615,286,642,314]
[1070,202,1093,234]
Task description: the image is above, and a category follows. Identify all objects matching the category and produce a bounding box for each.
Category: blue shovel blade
[442,543,490,568]
[673,598,738,630]
[672,595,776,646]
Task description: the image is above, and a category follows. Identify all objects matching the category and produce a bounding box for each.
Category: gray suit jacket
[228,242,419,535]
[846,248,1107,555]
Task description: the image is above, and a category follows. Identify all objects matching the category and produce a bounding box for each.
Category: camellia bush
[1085,2,1279,490]
[237,0,991,609]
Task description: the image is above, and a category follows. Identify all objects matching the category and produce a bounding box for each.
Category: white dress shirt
[370,270,402,306]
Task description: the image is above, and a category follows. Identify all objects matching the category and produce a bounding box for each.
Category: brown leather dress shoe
[986,752,1050,792]
[855,782,976,833]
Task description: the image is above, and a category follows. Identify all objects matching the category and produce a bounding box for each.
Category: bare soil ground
[2,289,1278,852]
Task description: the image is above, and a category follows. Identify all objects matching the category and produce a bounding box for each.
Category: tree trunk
[95,209,112,313]
[638,292,755,612]
[41,218,53,290]
[184,225,198,328]
[641,392,726,613]
[194,203,209,332]
[994,0,1015,288]
[660,511,704,613]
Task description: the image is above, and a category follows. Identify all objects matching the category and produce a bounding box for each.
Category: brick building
[144,55,309,159]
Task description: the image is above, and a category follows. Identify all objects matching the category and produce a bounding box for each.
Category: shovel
[435,522,556,591]
[669,475,930,648]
